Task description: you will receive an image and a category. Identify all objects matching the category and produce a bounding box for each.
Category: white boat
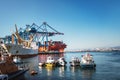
[57,57,67,67]
[45,56,56,67]
[13,56,22,64]
[0,74,8,80]
[69,57,80,66]
[80,53,96,69]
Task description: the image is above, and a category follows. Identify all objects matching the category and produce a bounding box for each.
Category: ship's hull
[49,44,66,52]
[6,43,38,56]
[46,63,56,67]
[38,41,66,53]
[80,63,96,69]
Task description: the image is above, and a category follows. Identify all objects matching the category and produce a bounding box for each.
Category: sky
[0,0,120,50]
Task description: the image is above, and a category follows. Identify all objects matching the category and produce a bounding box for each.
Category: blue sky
[0,0,120,50]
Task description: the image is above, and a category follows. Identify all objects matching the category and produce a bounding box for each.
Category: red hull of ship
[38,41,66,53]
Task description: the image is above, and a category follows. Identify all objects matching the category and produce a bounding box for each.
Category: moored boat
[45,56,56,67]
[56,57,67,67]
[69,57,80,66]
[80,53,96,69]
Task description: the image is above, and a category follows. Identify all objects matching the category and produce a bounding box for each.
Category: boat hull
[6,43,38,55]
[80,64,96,69]
[45,63,56,67]
[38,41,66,53]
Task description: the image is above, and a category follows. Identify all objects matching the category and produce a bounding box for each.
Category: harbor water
[13,52,120,80]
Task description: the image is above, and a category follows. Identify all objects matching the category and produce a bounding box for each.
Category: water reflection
[69,66,95,79]
[46,67,55,76]
[81,69,96,79]
[69,66,80,73]
[38,66,43,73]
[58,66,67,77]
[38,53,64,63]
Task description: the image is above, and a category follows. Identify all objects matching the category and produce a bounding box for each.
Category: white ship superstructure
[5,24,38,55]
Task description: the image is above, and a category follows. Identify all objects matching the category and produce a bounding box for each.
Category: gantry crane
[17,22,64,50]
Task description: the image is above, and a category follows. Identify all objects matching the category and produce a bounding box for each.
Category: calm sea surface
[14,52,120,80]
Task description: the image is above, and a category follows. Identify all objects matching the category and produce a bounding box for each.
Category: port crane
[17,22,64,51]
[3,22,66,52]
[25,22,63,41]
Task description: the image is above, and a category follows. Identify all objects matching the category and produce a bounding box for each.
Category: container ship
[38,41,66,53]
[3,22,66,55]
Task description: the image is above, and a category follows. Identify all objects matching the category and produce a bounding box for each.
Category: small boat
[0,74,8,80]
[80,53,96,69]
[45,56,56,67]
[56,57,67,67]
[13,56,22,64]
[30,70,38,75]
[69,57,80,66]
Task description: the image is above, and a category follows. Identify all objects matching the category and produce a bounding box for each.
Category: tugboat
[69,57,80,66]
[45,56,56,67]
[56,57,67,67]
[80,53,96,69]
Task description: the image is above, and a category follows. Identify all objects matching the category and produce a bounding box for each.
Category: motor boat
[56,57,67,67]
[30,70,38,75]
[80,53,96,69]
[69,57,80,66]
[45,56,56,67]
